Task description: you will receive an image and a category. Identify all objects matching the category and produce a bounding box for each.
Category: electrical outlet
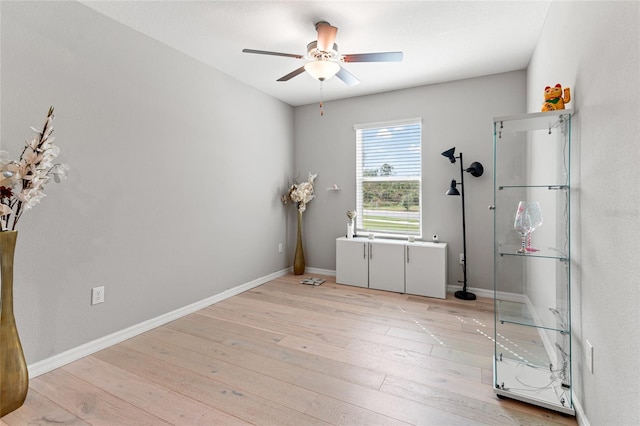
[278,243,283,253]
[91,286,105,305]
[459,253,465,264]
[585,339,593,373]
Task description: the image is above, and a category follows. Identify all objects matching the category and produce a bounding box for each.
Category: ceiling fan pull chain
[319,81,325,116]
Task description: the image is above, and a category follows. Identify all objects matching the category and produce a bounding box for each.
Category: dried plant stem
[4,107,55,231]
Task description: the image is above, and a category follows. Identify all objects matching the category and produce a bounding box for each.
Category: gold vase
[293,210,305,275]
[0,230,28,417]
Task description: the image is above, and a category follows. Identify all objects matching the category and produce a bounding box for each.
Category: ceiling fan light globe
[304,61,340,81]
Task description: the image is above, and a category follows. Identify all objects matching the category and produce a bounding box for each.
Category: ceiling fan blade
[242,49,303,59]
[335,66,360,86]
[316,22,338,52]
[277,66,306,82]
[342,52,404,62]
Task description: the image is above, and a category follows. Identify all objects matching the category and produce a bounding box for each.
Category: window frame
[354,117,423,239]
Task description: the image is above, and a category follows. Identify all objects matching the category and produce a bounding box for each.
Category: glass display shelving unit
[492,110,574,415]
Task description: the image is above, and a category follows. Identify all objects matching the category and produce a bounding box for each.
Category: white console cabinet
[336,237,447,298]
[335,238,369,288]
[405,243,447,299]
[368,240,405,292]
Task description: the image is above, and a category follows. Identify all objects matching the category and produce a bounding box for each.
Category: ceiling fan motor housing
[306,41,340,61]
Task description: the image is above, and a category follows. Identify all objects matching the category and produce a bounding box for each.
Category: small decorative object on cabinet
[492,110,574,416]
[346,210,356,239]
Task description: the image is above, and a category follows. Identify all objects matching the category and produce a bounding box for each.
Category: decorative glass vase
[0,230,29,417]
[293,210,305,275]
[514,201,543,253]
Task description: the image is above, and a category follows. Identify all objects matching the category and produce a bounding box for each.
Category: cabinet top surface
[336,236,446,248]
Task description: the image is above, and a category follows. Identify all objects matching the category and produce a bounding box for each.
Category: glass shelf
[494,110,572,133]
[498,244,567,260]
[498,184,568,191]
[494,358,574,416]
[497,300,569,333]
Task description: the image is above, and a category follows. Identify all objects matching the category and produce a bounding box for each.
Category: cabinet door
[405,244,447,299]
[336,239,368,287]
[368,242,405,293]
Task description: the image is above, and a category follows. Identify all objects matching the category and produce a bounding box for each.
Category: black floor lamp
[441,147,484,301]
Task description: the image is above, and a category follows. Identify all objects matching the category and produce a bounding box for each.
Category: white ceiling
[79,1,551,106]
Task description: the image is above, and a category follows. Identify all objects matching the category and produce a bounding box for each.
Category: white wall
[0,1,294,365]
[527,1,640,424]
[293,71,526,292]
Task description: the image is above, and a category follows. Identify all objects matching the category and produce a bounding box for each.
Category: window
[354,118,422,237]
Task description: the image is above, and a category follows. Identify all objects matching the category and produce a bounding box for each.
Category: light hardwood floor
[1,274,577,425]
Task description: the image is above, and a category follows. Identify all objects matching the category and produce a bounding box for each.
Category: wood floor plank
[296,369,483,426]
[94,345,329,426]
[62,356,171,409]
[386,323,494,354]
[29,369,172,426]
[278,333,483,384]
[118,331,319,414]
[239,284,472,333]
[215,295,394,334]
[3,274,577,425]
[380,375,576,426]
[197,307,354,348]
[143,390,252,426]
[153,323,309,383]
[430,344,494,370]
[62,355,247,425]
[0,389,89,425]
[304,393,413,426]
[168,316,386,389]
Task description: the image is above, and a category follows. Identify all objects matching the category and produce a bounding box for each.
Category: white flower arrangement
[0,107,68,231]
[281,172,317,213]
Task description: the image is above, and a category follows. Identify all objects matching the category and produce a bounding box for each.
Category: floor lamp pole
[456,152,476,301]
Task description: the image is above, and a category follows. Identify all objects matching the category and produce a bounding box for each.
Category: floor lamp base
[454,290,477,301]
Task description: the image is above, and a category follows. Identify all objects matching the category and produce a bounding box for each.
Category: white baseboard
[27,268,291,378]
[301,267,336,277]
[573,394,589,426]
[446,284,498,300]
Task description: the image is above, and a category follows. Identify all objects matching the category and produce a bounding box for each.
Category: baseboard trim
[301,267,336,277]
[573,394,589,426]
[27,268,291,378]
[446,284,496,300]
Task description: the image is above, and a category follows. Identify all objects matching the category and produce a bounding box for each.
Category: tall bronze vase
[0,230,28,417]
[293,210,305,275]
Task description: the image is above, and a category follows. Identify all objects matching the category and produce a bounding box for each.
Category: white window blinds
[354,118,422,237]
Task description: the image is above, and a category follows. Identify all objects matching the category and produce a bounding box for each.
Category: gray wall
[293,71,526,292]
[527,1,640,424]
[0,1,294,365]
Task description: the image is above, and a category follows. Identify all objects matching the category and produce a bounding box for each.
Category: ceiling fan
[242,21,403,86]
